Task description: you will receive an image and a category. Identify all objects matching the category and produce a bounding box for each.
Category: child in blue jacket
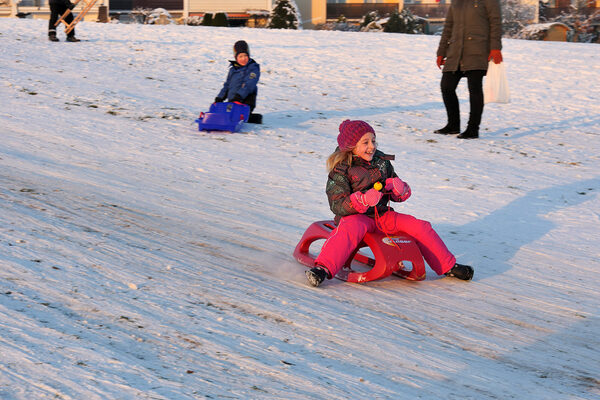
[215,40,260,113]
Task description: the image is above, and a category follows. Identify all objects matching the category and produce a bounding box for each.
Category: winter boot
[305,266,329,287]
[248,113,263,124]
[434,125,460,135]
[445,263,474,280]
[66,36,81,42]
[48,32,59,42]
[457,125,479,139]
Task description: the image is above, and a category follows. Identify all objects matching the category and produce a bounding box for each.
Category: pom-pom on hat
[233,40,250,57]
[337,120,375,151]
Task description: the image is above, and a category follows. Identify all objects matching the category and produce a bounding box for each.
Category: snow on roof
[520,22,569,34]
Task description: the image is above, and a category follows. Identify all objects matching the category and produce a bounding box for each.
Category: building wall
[329,0,398,3]
[326,0,439,4]
[545,25,568,41]
[135,0,182,10]
[327,2,400,19]
[187,0,271,13]
[297,0,326,28]
[338,0,398,3]
[328,0,459,8]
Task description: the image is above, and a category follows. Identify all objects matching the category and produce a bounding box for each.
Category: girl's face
[236,53,249,66]
[352,132,377,162]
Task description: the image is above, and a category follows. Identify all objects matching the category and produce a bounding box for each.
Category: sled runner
[55,0,99,35]
[293,220,426,283]
[195,102,251,132]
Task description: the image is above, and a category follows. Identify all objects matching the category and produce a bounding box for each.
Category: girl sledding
[300,120,474,287]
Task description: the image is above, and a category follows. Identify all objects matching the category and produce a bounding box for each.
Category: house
[0,0,448,30]
[183,0,326,29]
[518,21,570,40]
[0,0,15,17]
[295,0,326,28]
[181,0,269,26]
[327,0,401,22]
[325,0,449,32]
[110,0,325,28]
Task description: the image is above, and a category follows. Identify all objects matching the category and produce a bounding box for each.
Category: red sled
[293,220,426,283]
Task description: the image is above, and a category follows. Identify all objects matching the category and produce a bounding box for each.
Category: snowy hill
[1,19,599,399]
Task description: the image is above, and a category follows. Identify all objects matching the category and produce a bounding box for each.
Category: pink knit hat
[337,120,375,151]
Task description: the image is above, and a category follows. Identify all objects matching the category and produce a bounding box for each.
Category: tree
[213,12,229,27]
[360,10,380,29]
[501,0,537,37]
[202,13,213,26]
[548,0,599,42]
[268,0,300,29]
[383,9,422,34]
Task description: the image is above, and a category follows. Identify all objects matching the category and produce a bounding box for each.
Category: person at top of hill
[305,120,474,287]
[215,40,260,114]
[434,0,503,139]
[48,0,80,42]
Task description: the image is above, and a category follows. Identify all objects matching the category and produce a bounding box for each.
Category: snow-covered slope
[1,19,599,399]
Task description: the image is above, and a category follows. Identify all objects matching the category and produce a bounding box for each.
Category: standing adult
[434,0,502,139]
[48,0,80,42]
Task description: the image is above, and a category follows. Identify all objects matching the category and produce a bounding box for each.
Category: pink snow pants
[315,212,456,278]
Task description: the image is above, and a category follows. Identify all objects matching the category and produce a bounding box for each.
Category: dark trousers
[231,91,256,112]
[49,3,75,37]
[440,69,486,129]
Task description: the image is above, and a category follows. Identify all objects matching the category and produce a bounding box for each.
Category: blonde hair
[326,148,354,172]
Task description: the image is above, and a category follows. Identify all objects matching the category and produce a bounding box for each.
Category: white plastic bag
[484,61,510,104]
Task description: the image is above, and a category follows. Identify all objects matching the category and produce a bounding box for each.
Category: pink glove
[350,189,383,213]
[385,177,411,202]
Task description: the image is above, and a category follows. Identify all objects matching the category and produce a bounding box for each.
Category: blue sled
[195,102,250,132]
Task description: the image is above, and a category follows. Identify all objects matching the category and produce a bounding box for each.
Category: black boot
[48,32,59,42]
[434,125,460,135]
[66,36,81,42]
[445,263,474,280]
[248,113,262,124]
[305,266,329,287]
[457,126,479,139]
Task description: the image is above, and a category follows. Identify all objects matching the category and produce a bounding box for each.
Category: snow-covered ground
[1,18,599,399]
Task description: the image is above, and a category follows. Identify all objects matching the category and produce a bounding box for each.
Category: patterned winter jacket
[326,150,397,223]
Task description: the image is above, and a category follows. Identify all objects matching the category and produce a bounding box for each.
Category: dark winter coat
[217,59,260,110]
[326,150,397,223]
[437,0,503,72]
[49,0,72,6]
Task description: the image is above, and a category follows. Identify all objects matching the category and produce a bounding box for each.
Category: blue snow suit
[217,58,260,111]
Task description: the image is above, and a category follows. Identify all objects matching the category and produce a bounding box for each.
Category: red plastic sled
[293,220,426,283]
